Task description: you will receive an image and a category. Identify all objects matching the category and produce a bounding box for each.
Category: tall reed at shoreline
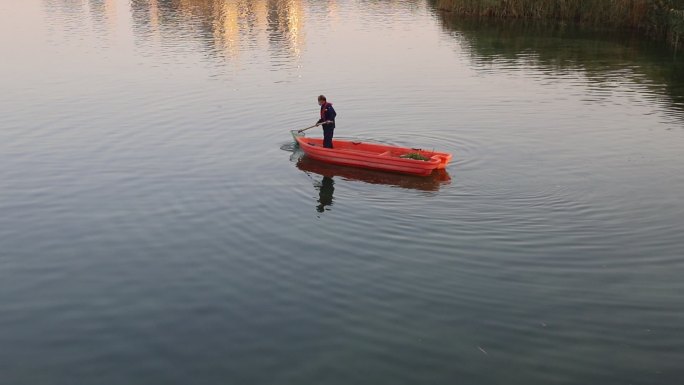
[432,0,684,50]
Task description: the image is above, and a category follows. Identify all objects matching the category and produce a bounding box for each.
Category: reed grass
[432,0,684,50]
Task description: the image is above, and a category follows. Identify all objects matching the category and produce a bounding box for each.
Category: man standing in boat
[315,95,336,149]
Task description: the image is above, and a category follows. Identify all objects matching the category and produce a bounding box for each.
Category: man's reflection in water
[316,176,335,213]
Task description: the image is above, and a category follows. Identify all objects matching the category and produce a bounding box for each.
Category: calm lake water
[1,1,684,384]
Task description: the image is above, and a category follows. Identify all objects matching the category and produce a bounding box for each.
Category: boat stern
[432,153,453,169]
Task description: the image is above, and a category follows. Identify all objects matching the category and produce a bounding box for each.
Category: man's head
[318,95,326,106]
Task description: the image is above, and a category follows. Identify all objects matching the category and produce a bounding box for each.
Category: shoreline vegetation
[431,0,684,51]
[434,16,684,110]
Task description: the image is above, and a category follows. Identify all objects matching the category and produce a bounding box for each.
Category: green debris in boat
[400,152,430,161]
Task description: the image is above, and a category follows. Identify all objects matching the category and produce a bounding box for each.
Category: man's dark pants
[323,126,334,149]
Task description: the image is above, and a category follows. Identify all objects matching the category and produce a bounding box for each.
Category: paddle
[297,121,333,133]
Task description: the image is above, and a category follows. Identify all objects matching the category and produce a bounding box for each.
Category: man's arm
[326,106,335,122]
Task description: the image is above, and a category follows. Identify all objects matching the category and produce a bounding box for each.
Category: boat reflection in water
[296,154,452,194]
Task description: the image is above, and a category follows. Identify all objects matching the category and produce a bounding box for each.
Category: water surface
[1,1,683,384]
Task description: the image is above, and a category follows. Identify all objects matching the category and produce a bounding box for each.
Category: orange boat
[292,131,452,176]
[296,155,451,192]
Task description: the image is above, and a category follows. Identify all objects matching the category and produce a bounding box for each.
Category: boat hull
[296,155,451,191]
[293,134,452,176]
